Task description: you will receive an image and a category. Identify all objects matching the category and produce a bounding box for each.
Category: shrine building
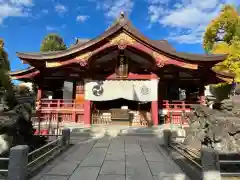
[10,13,234,127]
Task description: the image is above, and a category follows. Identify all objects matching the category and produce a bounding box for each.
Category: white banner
[84,80,158,102]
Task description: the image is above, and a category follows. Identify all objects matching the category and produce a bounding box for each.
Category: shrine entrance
[91,99,152,126]
[10,13,234,129]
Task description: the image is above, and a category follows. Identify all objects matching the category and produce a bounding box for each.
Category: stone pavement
[31,135,190,180]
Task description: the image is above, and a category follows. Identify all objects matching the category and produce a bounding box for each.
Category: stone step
[69,125,186,138]
[43,124,186,140]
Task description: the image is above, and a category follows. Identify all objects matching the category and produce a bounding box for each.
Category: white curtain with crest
[84,79,158,102]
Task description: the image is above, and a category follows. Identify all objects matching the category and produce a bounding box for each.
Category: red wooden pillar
[75,81,84,123]
[199,85,206,105]
[151,101,158,126]
[84,100,91,125]
[151,73,159,126]
[36,87,42,135]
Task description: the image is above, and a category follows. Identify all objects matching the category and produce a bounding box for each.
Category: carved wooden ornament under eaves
[110,32,136,49]
[152,51,198,70]
[152,52,169,68]
[79,61,87,67]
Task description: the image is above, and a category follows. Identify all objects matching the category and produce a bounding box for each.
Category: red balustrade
[161,100,194,125]
[36,99,197,127]
[37,99,84,124]
[162,100,192,110]
[40,99,84,110]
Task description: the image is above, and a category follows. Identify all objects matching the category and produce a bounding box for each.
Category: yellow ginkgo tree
[203,4,240,82]
[212,38,240,82]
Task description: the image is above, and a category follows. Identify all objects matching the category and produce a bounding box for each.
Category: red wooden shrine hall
[10,12,234,127]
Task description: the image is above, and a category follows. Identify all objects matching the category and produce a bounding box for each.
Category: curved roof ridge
[9,66,37,75]
[176,52,226,57]
[121,21,227,61]
[75,38,90,44]
[16,12,227,62]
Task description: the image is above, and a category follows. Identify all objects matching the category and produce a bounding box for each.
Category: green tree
[203,5,240,82]
[40,33,67,52]
[36,34,67,97]
[0,39,10,71]
[211,38,240,81]
[0,39,17,109]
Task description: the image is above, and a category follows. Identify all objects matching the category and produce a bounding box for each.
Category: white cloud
[46,24,66,31]
[148,5,167,23]
[167,26,206,44]
[46,25,56,31]
[192,0,218,9]
[96,0,134,19]
[55,4,67,14]
[0,0,32,24]
[147,0,240,44]
[76,15,89,22]
[147,0,170,23]
[9,0,33,6]
[160,7,220,28]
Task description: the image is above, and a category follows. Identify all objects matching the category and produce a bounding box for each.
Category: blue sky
[0,0,239,72]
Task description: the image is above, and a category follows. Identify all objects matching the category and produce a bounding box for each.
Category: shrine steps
[67,124,186,138]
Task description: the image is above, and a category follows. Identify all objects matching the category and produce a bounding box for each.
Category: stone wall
[184,96,240,153]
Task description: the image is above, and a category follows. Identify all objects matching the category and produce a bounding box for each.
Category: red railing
[36,99,198,127]
[162,100,192,111]
[161,100,196,125]
[37,99,84,124]
[40,99,84,110]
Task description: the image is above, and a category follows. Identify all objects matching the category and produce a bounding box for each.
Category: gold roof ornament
[110,32,136,49]
[76,52,92,61]
[46,61,61,68]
